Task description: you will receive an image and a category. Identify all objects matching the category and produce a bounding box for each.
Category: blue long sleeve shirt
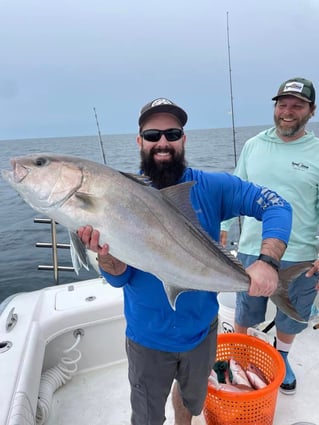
[100,168,292,352]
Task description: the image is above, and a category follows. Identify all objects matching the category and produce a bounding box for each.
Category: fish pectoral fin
[69,231,90,274]
[74,192,98,211]
[162,283,193,310]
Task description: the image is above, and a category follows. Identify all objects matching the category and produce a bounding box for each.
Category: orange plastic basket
[203,333,285,425]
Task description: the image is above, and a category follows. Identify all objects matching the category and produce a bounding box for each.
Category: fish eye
[35,157,47,167]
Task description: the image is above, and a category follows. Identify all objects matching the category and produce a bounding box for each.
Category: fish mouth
[10,159,29,183]
[1,160,30,186]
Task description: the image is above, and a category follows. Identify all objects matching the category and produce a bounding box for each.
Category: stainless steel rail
[34,218,74,283]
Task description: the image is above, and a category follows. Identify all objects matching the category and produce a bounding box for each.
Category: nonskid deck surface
[272,321,319,425]
[47,323,319,425]
[46,360,204,425]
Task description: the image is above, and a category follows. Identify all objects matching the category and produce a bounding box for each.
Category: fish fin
[160,182,199,224]
[120,175,199,223]
[69,231,90,274]
[162,283,193,310]
[160,182,248,276]
[86,250,100,274]
[124,177,247,280]
[271,261,313,323]
[74,192,99,210]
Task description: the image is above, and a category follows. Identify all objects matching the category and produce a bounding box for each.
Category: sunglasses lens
[142,130,161,142]
[165,129,183,141]
[141,129,183,142]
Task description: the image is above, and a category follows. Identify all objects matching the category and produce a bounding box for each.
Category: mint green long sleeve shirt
[221,127,319,261]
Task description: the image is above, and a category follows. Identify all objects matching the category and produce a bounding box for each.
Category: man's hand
[246,260,279,297]
[305,259,319,291]
[77,225,127,276]
[305,259,319,278]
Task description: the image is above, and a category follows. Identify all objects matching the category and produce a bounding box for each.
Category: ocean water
[1,123,318,303]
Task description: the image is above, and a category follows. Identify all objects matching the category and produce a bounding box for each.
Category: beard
[140,145,187,189]
[274,113,311,138]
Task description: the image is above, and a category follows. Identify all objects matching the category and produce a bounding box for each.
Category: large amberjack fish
[1,153,311,322]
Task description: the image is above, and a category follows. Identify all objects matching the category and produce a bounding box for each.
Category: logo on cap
[151,98,174,107]
[283,81,304,94]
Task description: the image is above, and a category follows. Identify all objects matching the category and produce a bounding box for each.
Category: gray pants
[126,319,218,425]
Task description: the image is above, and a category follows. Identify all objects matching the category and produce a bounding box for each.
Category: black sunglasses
[140,128,184,142]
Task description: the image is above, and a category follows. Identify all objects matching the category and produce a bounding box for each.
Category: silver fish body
[229,358,252,388]
[1,153,310,321]
[246,362,268,389]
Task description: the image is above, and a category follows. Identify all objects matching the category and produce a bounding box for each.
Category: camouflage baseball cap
[272,77,315,103]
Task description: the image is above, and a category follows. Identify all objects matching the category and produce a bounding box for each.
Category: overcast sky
[0,0,318,140]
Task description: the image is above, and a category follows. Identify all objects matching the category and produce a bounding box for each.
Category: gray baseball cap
[139,98,188,127]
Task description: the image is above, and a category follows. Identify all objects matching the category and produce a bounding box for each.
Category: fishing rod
[226,11,238,167]
[93,107,107,165]
[226,11,242,235]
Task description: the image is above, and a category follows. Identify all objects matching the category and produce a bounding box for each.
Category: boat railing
[34,217,74,284]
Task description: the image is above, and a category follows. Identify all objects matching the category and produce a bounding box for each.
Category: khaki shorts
[126,318,218,425]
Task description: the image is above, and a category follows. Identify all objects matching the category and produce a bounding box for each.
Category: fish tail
[271,261,313,324]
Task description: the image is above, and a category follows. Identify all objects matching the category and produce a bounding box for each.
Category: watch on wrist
[257,254,280,272]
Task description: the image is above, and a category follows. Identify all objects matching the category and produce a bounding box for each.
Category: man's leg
[274,262,317,395]
[173,319,218,424]
[274,332,296,394]
[126,338,176,425]
[172,381,192,425]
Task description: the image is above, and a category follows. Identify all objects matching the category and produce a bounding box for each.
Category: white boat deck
[47,318,319,425]
[46,359,208,425]
[1,278,318,425]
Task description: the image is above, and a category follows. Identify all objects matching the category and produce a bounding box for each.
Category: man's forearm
[260,237,286,261]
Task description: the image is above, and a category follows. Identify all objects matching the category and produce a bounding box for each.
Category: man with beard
[77,98,294,424]
[221,77,319,396]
